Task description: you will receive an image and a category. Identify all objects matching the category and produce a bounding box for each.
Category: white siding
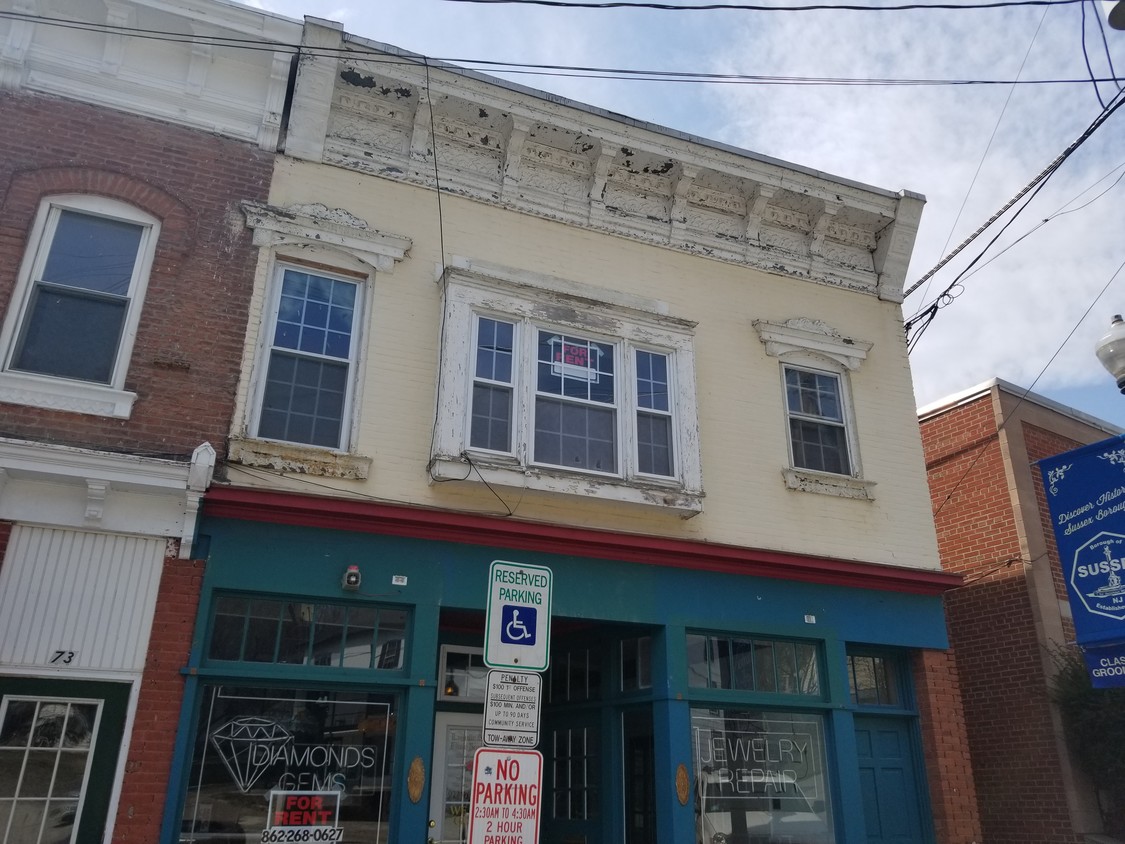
[0,526,165,672]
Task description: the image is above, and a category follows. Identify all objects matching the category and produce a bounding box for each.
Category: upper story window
[253,265,362,450]
[785,366,850,475]
[470,318,674,478]
[230,201,412,479]
[754,317,875,500]
[0,196,159,418]
[432,259,702,514]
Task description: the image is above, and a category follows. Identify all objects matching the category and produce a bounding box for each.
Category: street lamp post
[1095,315,1125,393]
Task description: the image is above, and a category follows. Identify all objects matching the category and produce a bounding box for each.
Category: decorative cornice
[203,485,961,596]
[0,438,214,558]
[282,21,923,300]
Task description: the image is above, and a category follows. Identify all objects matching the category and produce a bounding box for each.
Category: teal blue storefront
[163,489,952,844]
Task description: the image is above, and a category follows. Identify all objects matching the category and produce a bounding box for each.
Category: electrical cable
[443,0,1089,10]
[1090,0,1123,93]
[952,161,1125,286]
[904,87,1125,319]
[1082,0,1108,108]
[928,254,1125,520]
[1,11,1121,89]
[917,0,1050,307]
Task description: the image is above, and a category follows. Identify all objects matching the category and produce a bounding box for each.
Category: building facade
[0,2,985,842]
[920,379,1120,844]
[0,2,297,842]
[161,14,978,844]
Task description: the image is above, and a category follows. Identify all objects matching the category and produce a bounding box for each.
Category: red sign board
[467,748,542,844]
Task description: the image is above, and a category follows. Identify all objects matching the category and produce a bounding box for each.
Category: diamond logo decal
[210,716,293,793]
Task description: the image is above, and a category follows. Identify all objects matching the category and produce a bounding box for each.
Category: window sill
[782,468,875,500]
[429,453,704,516]
[0,371,136,418]
[229,438,372,479]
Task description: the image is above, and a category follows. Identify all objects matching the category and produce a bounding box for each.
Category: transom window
[470,315,675,478]
[687,633,821,696]
[847,653,901,707]
[785,366,851,475]
[207,596,406,670]
[432,265,703,512]
[254,266,362,450]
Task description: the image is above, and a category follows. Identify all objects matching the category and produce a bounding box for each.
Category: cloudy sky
[248,0,1125,425]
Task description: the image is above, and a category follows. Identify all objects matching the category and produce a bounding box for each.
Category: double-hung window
[434,263,702,513]
[469,316,677,479]
[784,366,850,475]
[755,317,873,499]
[0,196,159,417]
[254,265,362,450]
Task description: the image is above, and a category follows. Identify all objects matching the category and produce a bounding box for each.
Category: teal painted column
[653,624,696,844]
[393,601,441,844]
[823,637,864,842]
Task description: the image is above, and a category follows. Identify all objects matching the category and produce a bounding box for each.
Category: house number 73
[49,650,76,665]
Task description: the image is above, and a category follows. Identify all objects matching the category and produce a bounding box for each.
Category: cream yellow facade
[224,22,939,572]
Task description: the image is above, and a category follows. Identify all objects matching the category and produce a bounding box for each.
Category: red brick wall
[0,519,11,571]
[112,547,206,842]
[913,648,982,844]
[0,90,272,460]
[921,397,1082,844]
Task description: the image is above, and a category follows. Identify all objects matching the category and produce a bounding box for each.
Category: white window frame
[231,201,412,478]
[0,195,160,418]
[432,258,703,514]
[248,261,367,453]
[755,317,875,500]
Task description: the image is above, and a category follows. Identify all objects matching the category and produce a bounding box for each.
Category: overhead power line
[2,11,1121,89]
[904,88,1125,308]
[443,0,1089,10]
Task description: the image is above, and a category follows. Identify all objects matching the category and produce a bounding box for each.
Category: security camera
[342,565,361,591]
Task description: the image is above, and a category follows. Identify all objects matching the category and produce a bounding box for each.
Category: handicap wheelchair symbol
[500,605,537,646]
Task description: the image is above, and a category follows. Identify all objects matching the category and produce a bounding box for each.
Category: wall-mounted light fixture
[342,564,362,591]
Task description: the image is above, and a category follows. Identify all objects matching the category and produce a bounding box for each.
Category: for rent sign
[264,791,342,843]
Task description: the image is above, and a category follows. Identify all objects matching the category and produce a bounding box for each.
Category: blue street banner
[1082,640,1125,689]
[1039,433,1125,652]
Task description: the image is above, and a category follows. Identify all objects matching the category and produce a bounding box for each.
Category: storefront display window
[180,686,396,844]
[691,708,834,844]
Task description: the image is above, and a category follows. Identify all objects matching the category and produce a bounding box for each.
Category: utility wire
[1,11,1121,89]
[918,1,1050,306]
[904,87,1125,310]
[444,0,1089,9]
[928,255,1125,519]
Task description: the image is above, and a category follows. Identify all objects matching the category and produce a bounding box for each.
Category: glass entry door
[428,712,483,844]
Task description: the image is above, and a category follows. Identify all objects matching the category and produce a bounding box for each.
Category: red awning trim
[203,485,961,596]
